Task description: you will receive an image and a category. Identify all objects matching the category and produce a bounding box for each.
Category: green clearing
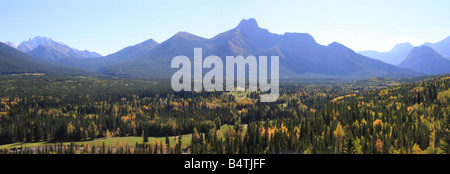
[0,124,249,151]
[0,124,248,150]
[0,135,192,150]
[225,90,252,101]
[216,124,248,141]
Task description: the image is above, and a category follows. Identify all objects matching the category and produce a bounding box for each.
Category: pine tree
[153,142,158,154]
[142,130,149,143]
[165,136,170,154]
[102,141,106,154]
[176,134,182,154]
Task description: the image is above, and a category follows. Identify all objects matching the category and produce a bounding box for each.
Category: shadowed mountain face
[358,42,414,65]
[399,46,450,75]
[101,18,420,79]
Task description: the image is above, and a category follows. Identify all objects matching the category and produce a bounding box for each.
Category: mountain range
[5,36,101,61]
[359,36,450,65]
[3,18,450,79]
[55,38,159,72]
[100,18,421,79]
[0,41,95,76]
[358,42,414,65]
[423,36,450,58]
[399,46,450,75]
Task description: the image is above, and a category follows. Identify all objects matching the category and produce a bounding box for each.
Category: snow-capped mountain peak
[4,42,19,49]
[23,36,66,50]
[5,36,102,60]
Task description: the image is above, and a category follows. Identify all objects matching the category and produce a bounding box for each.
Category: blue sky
[1,0,449,55]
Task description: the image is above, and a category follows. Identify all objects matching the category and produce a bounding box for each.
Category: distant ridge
[399,46,450,75]
[5,36,102,61]
[55,39,159,72]
[423,36,450,58]
[358,42,414,65]
[0,41,95,76]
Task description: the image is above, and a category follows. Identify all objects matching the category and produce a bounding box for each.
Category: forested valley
[0,75,449,154]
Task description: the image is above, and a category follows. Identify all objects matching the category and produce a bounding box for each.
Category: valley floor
[0,75,449,154]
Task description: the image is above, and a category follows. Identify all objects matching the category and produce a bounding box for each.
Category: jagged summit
[237,18,259,29]
[17,36,65,52]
